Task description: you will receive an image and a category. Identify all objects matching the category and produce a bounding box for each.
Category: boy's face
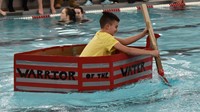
[108,21,119,36]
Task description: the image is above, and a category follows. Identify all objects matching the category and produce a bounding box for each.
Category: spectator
[22,0,29,11]
[101,0,120,5]
[38,0,56,15]
[112,0,119,3]
[84,0,93,6]
[127,0,135,3]
[172,0,185,4]
[0,0,6,16]
[8,0,15,12]
[84,0,118,5]
[101,0,112,5]
[7,0,29,12]
[69,0,79,7]
[170,0,185,10]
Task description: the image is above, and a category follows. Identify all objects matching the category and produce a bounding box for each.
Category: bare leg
[38,0,44,15]
[55,0,63,9]
[50,0,56,14]
[0,0,6,16]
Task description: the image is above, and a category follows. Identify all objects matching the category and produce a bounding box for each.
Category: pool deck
[0,0,199,17]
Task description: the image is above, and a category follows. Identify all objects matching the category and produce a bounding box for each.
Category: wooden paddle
[141,4,171,86]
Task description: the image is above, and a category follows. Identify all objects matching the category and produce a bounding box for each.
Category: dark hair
[74,6,84,14]
[65,7,76,22]
[99,11,120,28]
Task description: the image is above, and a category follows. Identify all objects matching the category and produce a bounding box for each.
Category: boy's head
[100,12,120,35]
[99,11,120,28]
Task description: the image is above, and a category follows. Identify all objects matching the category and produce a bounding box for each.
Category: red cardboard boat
[14,42,153,93]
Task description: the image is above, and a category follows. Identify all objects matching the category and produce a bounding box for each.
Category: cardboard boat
[14,43,153,93]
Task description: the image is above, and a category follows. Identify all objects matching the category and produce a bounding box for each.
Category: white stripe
[50,14,60,17]
[186,2,200,6]
[120,7,137,12]
[153,4,169,9]
[114,70,152,84]
[16,86,78,92]
[16,60,78,68]
[16,78,78,85]
[83,81,110,87]
[85,10,103,14]
[82,63,109,68]
[113,55,151,67]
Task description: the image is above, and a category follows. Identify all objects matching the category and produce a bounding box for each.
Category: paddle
[141,4,171,87]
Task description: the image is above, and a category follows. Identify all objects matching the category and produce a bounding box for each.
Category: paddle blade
[158,69,171,87]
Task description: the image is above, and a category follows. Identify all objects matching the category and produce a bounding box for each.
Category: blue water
[1,6,200,112]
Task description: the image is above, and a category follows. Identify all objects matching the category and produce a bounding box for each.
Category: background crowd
[0,0,184,16]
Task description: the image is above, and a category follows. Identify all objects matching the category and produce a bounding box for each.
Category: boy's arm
[114,42,159,57]
[115,28,148,45]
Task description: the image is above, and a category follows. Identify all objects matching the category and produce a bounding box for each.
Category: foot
[8,7,15,12]
[38,8,44,15]
[84,0,93,6]
[50,8,56,14]
[0,10,6,16]
[24,6,29,11]
[101,0,113,5]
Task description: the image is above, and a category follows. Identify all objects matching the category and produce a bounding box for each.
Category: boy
[80,11,159,57]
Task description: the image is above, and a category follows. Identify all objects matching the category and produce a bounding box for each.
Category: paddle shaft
[141,4,163,75]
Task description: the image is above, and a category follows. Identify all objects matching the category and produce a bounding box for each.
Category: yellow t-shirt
[80,31,119,57]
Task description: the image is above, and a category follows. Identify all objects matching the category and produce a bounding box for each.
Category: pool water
[1,5,200,112]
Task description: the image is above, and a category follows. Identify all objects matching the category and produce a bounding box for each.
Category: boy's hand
[151,50,159,57]
[143,27,149,35]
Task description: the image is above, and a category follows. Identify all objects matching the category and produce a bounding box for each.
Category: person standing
[37,0,56,15]
[172,0,185,4]
[8,0,15,12]
[0,0,6,16]
[7,0,29,12]
[22,0,29,11]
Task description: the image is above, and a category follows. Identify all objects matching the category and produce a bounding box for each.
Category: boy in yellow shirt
[80,11,159,57]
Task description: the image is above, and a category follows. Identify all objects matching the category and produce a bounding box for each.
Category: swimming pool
[1,4,200,112]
